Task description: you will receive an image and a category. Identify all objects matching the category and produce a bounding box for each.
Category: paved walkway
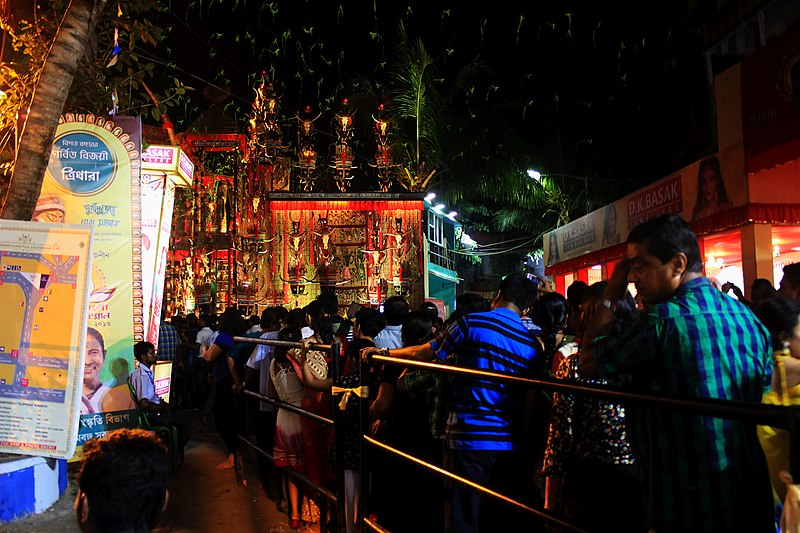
[1,425,321,533]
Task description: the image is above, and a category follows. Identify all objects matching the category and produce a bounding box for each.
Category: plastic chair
[127,382,181,470]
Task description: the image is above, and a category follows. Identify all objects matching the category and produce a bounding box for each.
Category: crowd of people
[110,213,800,533]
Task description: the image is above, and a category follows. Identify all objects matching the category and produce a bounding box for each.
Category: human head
[317,292,339,317]
[495,272,538,315]
[311,315,335,344]
[626,214,702,305]
[354,307,385,339]
[285,308,306,329]
[271,305,289,325]
[84,328,106,394]
[755,298,800,354]
[401,311,433,347]
[693,156,729,217]
[260,311,278,331]
[419,302,439,323]
[565,281,589,335]
[217,308,247,335]
[133,341,156,367]
[32,194,66,223]
[382,296,409,326]
[532,292,568,337]
[751,278,777,309]
[455,293,491,315]
[75,429,169,533]
[304,300,324,327]
[273,326,302,365]
[581,281,637,335]
[778,264,800,301]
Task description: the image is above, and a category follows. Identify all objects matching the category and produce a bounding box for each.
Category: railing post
[359,344,370,531]
[331,338,345,533]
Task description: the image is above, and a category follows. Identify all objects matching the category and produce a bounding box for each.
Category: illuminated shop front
[545,25,800,296]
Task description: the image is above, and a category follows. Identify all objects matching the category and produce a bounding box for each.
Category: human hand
[360,346,380,364]
[536,275,554,294]
[605,259,631,300]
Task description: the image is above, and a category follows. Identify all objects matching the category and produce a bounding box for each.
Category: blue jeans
[444,449,501,533]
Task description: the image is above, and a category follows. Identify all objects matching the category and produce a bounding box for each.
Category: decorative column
[740,223,774,298]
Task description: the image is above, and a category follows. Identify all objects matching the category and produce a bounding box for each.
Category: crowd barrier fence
[233,335,800,533]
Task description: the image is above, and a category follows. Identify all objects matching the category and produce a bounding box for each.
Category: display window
[772,225,800,287]
[702,229,744,296]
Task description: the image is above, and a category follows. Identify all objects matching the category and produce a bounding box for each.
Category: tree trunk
[0,0,107,220]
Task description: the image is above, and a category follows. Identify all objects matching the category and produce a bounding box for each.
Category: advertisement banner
[147,178,176,346]
[0,221,92,459]
[544,143,746,267]
[36,114,142,454]
[139,171,166,339]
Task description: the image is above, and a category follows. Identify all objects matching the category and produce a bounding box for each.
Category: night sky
[159,0,712,198]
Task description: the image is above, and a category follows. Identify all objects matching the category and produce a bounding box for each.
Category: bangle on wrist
[380,347,389,357]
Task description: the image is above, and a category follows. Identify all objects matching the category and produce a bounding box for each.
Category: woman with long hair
[755,298,800,504]
[692,155,732,220]
[542,282,644,531]
[532,291,568,373]
[203,307,247,470]
[269,326,304,529]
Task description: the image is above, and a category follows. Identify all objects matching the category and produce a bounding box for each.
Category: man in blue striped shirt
[581,215,773,532]
[362,273,542,532]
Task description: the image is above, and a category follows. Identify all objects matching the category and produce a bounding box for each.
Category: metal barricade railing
[231,336,340,533]
[230,335,800,533]
[359,353,800,533]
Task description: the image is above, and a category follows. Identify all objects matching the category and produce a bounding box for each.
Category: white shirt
[247,330,279,411]
[196,327,213,356]
[80,384,110,415]
[301,326,314,339]
[374,324,403,349]
[130,363,160,404]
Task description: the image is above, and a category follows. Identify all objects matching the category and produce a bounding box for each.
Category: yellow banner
[36,114,141,436]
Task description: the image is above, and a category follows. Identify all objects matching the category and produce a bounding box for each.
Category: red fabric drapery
[269,200,423,212]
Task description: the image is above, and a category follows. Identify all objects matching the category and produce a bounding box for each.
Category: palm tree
[1,0,109,220]
[383,23,445,191]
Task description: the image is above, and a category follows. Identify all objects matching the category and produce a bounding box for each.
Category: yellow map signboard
[0,221,92,459]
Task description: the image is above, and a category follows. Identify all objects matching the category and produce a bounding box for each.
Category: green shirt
[592,277,773,531]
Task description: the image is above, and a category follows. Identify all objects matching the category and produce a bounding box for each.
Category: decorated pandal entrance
[163,77,426,315]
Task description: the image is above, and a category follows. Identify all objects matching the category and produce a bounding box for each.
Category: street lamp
[527,168,590,215]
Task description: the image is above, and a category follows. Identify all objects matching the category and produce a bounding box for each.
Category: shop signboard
[141,145,191,344]
[544,143,746,267]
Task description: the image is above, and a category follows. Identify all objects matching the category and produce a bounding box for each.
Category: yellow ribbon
[331,385,369,411]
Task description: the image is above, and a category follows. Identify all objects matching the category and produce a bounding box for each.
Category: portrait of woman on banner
[548,231,561,266]
[601,204,621,247]
[692,155,732,220]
